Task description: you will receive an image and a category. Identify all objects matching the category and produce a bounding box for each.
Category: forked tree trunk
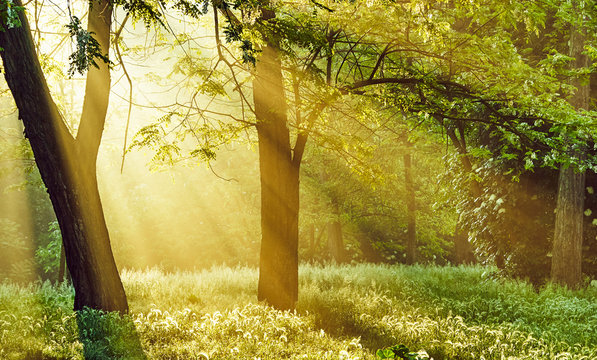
[0,0,128,312]
[254,42,299,310]
[551,17,589,289]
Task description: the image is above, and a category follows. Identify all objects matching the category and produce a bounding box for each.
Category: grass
[1,264,596,359]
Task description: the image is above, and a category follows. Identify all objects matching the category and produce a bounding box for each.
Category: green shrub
[376,344,429,360]
[77,308,146,360]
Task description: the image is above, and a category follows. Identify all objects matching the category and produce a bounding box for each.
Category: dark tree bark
[551,21,589,288]
[0,0,128,312]
[254,40,300,310]
[403,151,416,264]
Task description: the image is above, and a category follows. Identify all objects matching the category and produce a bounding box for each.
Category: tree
[129,0,596,291]
[211,1,328,309]
[114,0,321,309]
[253,31,300,310]
[0,0,128,312]
[551,2,590,288]
[403,150,416,264]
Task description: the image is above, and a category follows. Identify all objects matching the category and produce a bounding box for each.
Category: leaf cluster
[111,0,166,27]
[34,221,63,275]
[65,15,110,77]
[0,0,23,32]
[171,0,210,18]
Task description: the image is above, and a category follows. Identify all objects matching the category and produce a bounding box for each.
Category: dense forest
[1,0,597,359]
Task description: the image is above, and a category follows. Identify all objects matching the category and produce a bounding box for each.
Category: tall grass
[299,264,597,347]
[1,264,596,359]
[122,266,258,314]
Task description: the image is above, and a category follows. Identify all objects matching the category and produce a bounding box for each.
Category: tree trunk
[552,164,585,288]
[327,220,344,263]
[0,0,128,312]
[454,219,475,264]
[551,17,589,289]
[308,223,316,259]
[58,242,66,283]
[404,152,416,264]
[446,127,477,264]
[254,42,299,310]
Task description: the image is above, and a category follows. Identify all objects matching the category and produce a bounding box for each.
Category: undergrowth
[0,264,596,359]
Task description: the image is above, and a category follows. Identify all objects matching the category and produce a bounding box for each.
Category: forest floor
[1,264,596,359]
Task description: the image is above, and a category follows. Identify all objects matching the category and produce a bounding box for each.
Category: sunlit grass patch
[0,282,80,359]
[134,304,369,359]
[122,266,258,314]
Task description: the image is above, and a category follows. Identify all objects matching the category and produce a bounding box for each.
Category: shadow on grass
[299,291,448,360]
[77,308,146,360]
[308,305,393,351]
[309,312,448,360]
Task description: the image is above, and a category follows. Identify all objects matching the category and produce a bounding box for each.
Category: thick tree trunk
[552,165,585,288]
[404,152,416,264]
[254,43,299,310]
[0,0,128,312]
[551,18,589,289]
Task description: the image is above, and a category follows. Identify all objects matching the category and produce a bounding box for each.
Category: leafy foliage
[65,15,110,76]
[127,0,597,284]
[220,17,259,65]
[35,221,62,276]
[171,0,210,19]
[111,0,165,27]
[0,0,23,31]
